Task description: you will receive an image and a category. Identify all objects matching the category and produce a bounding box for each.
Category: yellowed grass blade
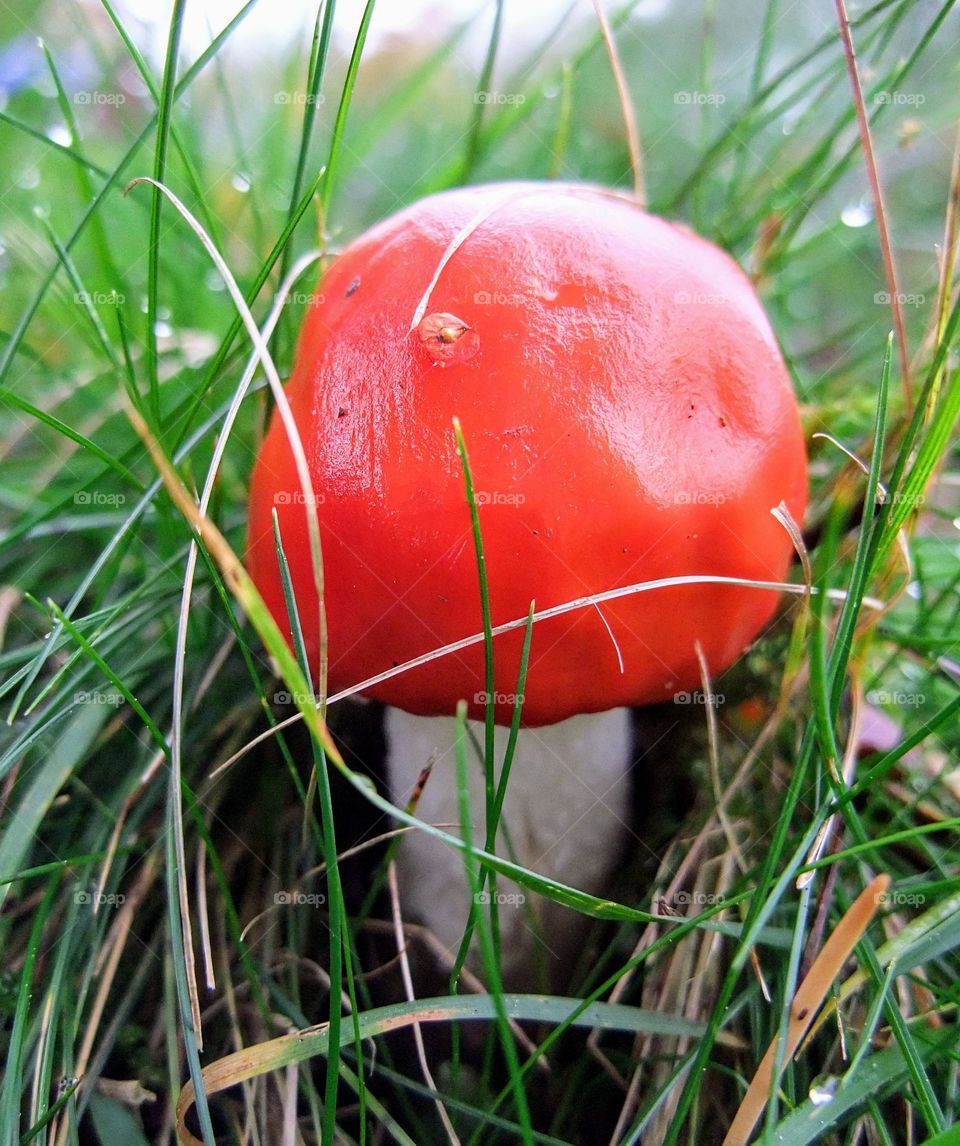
[722,872,890,1146]
[124,400,343,771]
[591,0,645,206]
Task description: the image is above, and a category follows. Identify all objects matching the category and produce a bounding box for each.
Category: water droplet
[154,320,172,338]
[231,173,251,193]
[19,166,40,190]
[841,202,873,228]
[47,124,71,146]
[782,108,801,136]
[906,580,922,600]
[809,1076,839,1106]
[205,269,225,292]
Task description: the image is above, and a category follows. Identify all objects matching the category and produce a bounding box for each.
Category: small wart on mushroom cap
[416,311,480,364]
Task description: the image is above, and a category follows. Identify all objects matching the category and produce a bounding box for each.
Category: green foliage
[0,1,957,1143]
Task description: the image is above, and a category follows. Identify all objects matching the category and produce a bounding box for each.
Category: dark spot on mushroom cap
[718,416,727,427]
[337,407,347,418]
[346,277,360,297]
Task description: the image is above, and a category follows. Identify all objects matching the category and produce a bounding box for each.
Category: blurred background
[1,0,954,384]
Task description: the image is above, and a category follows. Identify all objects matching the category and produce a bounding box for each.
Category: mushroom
[247,182,808,983]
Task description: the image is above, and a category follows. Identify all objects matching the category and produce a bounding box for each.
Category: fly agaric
[247,182,807,979]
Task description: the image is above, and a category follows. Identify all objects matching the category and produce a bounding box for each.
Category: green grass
[1,1,959,1143]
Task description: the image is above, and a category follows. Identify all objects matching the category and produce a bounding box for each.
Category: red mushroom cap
[247,182,808,726]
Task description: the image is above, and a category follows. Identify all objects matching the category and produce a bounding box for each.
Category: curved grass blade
[175,993,718,1144]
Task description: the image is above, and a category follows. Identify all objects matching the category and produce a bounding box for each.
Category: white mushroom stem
[387,707,634,988]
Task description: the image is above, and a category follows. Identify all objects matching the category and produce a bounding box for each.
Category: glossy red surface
[247,182,808,725]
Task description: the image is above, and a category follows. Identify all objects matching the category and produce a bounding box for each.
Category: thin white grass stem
[127,175,325,1042]
[387,862,460,1146]
[409,188,544,332]
[696,641,746,875]
[210,576,883,781]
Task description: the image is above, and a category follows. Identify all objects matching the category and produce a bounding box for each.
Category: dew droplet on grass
[841,201,873,227]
